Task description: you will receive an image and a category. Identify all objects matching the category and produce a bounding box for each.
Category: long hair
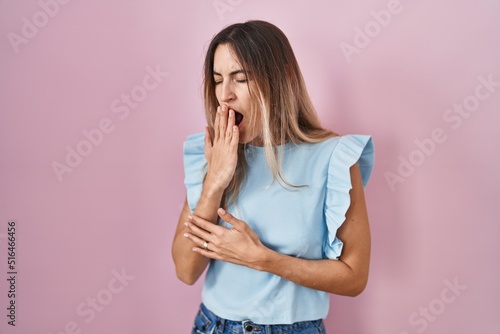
[203,20,336,206]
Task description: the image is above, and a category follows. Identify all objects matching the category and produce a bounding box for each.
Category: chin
[237,134,251,144]
[239,134,262,146]
[238,136,250,144]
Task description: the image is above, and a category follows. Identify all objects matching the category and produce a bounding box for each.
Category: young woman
[172,20,375,334]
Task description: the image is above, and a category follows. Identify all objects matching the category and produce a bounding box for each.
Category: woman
[172,20,374,333]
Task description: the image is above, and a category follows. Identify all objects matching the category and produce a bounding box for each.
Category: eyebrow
[213,70,246,76]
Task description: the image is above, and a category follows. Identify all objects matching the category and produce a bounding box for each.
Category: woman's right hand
[203,105,239,193]
[173,105,238,285]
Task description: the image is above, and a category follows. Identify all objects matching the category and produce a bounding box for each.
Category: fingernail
[218,208,226,215]
[183,233,188,238]
[184,222,189,227]
[187,215,193,220]
[229,109,234,117]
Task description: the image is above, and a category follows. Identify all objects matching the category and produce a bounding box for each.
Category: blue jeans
[192,303,326,334]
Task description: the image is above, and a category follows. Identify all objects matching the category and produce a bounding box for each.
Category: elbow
[175,267,199,286]
[332,267,368,297]
[172,245,202,285]
[174,261,201,285]
[174,264,202,286]
[347,282,366,297]
[345,275,368,297]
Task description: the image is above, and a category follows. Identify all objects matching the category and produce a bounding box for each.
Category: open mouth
[234,111,244,126]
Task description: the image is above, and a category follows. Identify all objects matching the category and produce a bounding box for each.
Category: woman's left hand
[183,208,267,268]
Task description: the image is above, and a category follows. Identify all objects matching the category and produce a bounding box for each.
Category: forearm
[255,248,369,296]
[194,183,225,222]
[172,185,224,285]
[173,107,240,284]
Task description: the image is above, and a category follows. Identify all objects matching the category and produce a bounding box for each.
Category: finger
[213,106,221,140]
[217,208,244,230]
[218,105,228,139]
[192,246,221,260]
[204,127,213,148]
[230,125,239,147]
[183,231,208,249]
[185,223,213,243]
[186,216,220,240]
[225,109,236,139]
[184,232,221,259]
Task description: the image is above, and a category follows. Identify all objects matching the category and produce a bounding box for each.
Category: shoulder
[317,134,375,259]
[182,132,207,211]
[324,134,375,187]
[183,132,206,172]
[299,134,373,160]
[183,132,205,154]
[323,133,373,150]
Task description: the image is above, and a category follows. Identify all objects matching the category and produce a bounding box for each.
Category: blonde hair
[203,20,337,206]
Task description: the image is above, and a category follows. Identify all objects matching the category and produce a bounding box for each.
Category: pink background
[1,0,499,333]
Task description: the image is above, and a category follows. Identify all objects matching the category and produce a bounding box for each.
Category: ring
[203,241,209,250]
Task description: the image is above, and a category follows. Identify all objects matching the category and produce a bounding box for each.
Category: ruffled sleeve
[323,134,375,259]
[183,133,207,212]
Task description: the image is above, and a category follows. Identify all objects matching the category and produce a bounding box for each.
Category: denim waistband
[194,303,325,334]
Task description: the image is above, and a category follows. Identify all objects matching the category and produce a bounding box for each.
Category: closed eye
[213,78,247,85]
[213,69,249,85]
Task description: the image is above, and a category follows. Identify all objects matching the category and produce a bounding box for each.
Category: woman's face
[213,43,262,145]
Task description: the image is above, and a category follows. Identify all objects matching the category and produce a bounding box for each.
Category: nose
[220,81,236,103]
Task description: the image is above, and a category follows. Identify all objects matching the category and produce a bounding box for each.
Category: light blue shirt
[183,133,375,324]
